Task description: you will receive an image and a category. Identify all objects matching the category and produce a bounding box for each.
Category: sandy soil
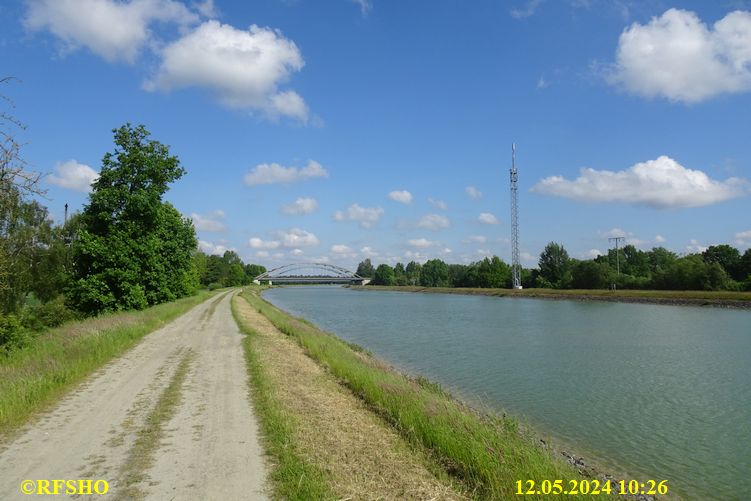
[0,292,267,500]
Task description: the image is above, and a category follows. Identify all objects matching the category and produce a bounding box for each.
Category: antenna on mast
[510,143,522,289]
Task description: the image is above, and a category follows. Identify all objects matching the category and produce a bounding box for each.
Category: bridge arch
[254,262,366,284]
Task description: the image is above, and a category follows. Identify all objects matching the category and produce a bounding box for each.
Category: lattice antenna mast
[510,143,522,289]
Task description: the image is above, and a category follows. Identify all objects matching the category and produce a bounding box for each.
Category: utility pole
[608,236,625,290]
[510,143,522,289]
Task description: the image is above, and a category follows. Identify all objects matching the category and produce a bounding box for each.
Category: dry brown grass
[235,298,466,500]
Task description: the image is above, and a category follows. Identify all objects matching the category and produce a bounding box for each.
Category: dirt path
[0,292,267,500]
[234,295,466,500]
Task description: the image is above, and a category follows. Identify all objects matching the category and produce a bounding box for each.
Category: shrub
[0,314,32,353]
[21,296,80,331]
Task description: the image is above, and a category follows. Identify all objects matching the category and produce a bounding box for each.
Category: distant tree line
[356,242,751,291]
[193,250,266,290]
[1,111,263,352]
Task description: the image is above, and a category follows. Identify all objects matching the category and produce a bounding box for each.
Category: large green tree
[69,124,198,314]
[373,263,395,285]
[538,242,571,288]
[420,259,449,287]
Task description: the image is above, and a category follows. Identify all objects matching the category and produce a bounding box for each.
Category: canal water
[263,286,750,500]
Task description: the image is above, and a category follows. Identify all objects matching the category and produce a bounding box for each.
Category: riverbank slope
[349,285,751,309]
[238,287,645,500]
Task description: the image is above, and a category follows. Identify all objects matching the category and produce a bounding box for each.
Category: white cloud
[466,235,487,243]
[475,248,493,258]
[388,190,413,204]
[600,228,646,247]
[25,0,198,63]
[735,230,751,247]
[244,160,328,186]
[687,239,708,254]
[194,0,218,18]
[655,234,667,244]
[532,156,748,208]
[601,227,628,239]
[145,20,309,120]
[334,204,384,229]
[537,76,549,89]
[47,159,99,192]
[248,237,281,250]
[276,228,319,248]
[510,0,544,19]
[360,246,379,258]
[607,9,751,103]
[478,212,500,225]
[466,186,483,199]
[428,198,447,210]
[282,197,318,215]
[191,210,226,232]
[351,0,372,17]
[417,214,450,230]
[585,249,603,259]
[520,252,536,265]
[331,244,357,258]
[255,250,269,258]
[199,239,232,256]
[289,248,305,257]
[404,250,429,263]
[408,238,434,248]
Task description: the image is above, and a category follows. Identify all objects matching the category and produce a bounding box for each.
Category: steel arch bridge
[254,262,366,284]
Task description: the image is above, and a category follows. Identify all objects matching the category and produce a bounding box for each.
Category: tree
[538,242,571,288]
[571,260,611,289]
[373,263,395,285]
[702,244,742,281]
[420,259,449,287]
[1,77,47,313]
[69,124,197,314]
[476,256,510,288]
[405,261,421,285]
[741,249,751,281]
[356,258,375,278]
[393,262,407,285]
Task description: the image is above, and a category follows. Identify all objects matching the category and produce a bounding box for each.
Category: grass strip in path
[115,348,195,500]
[233,292,464,500]
[243,288,618,500]
[0,290,218,438]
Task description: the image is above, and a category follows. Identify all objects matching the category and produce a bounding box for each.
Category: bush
[20,296,80,332]
[0,314,32,353]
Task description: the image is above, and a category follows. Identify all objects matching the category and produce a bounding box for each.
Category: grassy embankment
[0,289,219,437]
[231,294,334,500]
[352,285,751,307]
[238,287,616,500]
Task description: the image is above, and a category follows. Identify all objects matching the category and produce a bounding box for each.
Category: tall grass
[0,290,216,436]
[231,295,335,500]
[241,289,615,500]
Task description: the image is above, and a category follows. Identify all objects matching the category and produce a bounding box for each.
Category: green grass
[354,285,751,303]
[117,349,195,500]
[231,293,334,501]
[240,288,616,500]
[0,290,217,437]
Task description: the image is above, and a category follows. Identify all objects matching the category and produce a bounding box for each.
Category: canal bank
[348,285,751,309]
[263,285,751,500]
[240,287,652,500]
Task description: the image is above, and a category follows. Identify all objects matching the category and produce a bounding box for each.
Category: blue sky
[2,0,750,270]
